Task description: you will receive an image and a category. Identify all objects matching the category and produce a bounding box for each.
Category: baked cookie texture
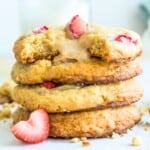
[0,80,15,104]
[13,24,142,64]
[80,25,142,62]
[12,105,141,138]
[11,58,142,84]
[12,79,143,113]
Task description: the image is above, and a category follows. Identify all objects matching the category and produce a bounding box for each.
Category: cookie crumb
[80,137,87,141]
[70,137,80,143]
[82,141,90,147]
[0,107,11,119]
[111,132,120,138]
[0,102,19,119]
[139,107,147,116]
[131,137,142,146]
[143,122,150,131]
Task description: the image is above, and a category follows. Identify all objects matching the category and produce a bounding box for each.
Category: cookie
[12,79,143,113]
[12,105,141,138]
[13,24,142,64]
[11,58,142,85]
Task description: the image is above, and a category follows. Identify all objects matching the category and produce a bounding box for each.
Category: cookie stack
[11,15,143,138]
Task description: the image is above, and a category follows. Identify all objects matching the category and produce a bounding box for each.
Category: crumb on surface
[0,102,19,119]
[0,107,11,119]
[143,122,150,131]
[82,141,90,147]
[131,137,142,146]
[111,132,121,138]
[70,137,80,143]
[80,137,87,141]
[71,137,91,147]
[139,105,150,116]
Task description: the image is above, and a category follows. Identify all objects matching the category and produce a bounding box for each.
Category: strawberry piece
[43,81,56,89]
[33,26,48,34]
[115,35,138,45]
[11,109,50,144]
[68,15,88,38]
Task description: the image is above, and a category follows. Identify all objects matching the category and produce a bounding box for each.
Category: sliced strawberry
[43,81,56,89]
[67,15,88,38]
[33,26,49,34]
[115,34,138,45]
[11,109,50,144]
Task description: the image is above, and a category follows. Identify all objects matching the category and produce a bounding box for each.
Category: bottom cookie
[12,105,141,138]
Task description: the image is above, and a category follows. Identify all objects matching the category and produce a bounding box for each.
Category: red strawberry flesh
[33,26,48,34]
[115,34,138,45]
[68,15,88,38]
[11,109,50,144]
[43,81,56,89]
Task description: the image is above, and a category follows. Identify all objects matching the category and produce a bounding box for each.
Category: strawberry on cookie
[66,15,88,38]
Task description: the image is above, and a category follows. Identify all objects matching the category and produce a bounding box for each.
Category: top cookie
[13,15,142,64]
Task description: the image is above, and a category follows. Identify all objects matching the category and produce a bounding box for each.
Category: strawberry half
[67,15,88,38]
[33,26,49,34]
[115,34,138,45]
[43,81,56,89]
[11,109,50,144]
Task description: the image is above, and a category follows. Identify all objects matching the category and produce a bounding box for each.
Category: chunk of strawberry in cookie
[115,35,138,45]
[67,15,88,38]
[33,26,49,34]
[43,81,56,89]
